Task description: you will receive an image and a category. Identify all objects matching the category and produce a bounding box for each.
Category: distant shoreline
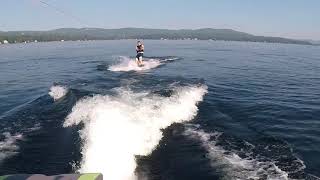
[0,28,315,46]
[0,39,318,47]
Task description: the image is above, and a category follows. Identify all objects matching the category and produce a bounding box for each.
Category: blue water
[0,40,319,179]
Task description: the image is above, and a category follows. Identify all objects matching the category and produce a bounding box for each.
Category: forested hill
[0,28,312,45]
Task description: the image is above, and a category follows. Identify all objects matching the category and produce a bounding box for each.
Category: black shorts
[136,53,143,59]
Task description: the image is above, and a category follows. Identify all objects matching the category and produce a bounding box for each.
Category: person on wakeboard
[136,41,144,66]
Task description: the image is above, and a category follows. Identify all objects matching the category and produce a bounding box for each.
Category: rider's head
[137,41,142,45]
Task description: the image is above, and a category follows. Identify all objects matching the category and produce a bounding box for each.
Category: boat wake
[184,124,314,180]
[64,85,207,180]
[0,132,23,163]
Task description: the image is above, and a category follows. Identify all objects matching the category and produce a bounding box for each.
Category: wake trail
[0,132,23,163]
[64,85,207,180]
[184,124,309,180]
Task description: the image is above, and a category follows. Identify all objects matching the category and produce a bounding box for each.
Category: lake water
[0,40,319,180]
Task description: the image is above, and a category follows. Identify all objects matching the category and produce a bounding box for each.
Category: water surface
[0,40,319,179]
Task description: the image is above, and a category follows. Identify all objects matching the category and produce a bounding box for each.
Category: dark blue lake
[0,40,319,179]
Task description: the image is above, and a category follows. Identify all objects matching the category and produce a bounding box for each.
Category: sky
[0,0,319,40]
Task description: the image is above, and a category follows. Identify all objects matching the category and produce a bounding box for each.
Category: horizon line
[0,27,319,41]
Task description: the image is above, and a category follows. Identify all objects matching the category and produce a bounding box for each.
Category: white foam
[49,85,68,101]
[64,85,207,180]
[108,56,162,72]
[26,123,41,132]
[0,132,23,162]
[162,57,179,62]
[184,126,290,180]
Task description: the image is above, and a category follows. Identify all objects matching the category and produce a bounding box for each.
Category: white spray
[108,56,162,72]
[48,85,68,101]
[64,85,207,180]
